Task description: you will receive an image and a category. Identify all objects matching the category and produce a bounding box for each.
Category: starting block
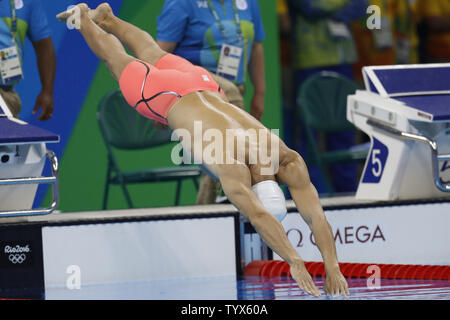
[347,64,450,201]
[0,98,60,217]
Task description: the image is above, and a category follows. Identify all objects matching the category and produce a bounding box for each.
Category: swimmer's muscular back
[168,91,265,134]
[167,91,288,182]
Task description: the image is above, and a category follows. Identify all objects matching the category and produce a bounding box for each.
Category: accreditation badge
[0,46,23,86]
[217,44,242,81]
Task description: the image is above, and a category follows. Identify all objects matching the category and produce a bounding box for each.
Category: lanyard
[206,0,244,45]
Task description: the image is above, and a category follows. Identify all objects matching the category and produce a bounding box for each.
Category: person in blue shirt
[157,0,267,205]
[157,0,266,119]
[0,0,56,121]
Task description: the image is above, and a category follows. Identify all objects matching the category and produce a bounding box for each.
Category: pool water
[45,276,450,300]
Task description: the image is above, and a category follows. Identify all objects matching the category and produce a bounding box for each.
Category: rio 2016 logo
[4,244,31,265]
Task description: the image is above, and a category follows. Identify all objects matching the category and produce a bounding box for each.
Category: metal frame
[367,119,450,192]
[0,150,59,218]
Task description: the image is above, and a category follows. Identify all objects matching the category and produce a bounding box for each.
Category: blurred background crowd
[277,0,450,195]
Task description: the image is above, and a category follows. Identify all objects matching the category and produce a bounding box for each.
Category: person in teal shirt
[0,0,56,121]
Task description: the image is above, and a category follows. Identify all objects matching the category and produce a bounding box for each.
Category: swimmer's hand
[290,261,321,297]
[324,268,349,297]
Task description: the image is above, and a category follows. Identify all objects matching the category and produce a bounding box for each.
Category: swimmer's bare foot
[89,3,114,28]
[56,3,90,24]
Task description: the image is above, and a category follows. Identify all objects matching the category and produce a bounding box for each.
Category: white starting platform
[0,99,60,217]
[347,64,450,201]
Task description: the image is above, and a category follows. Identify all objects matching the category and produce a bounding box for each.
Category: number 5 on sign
[371,149,383,177]
[363,138,389,183]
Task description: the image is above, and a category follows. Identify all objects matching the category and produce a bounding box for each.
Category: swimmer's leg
[215,163,320,297]
[277,148,349,296]
[57,4,133,81]
[89,3,166,65]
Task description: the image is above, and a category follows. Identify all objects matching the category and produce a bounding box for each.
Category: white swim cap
[252,180,287,222]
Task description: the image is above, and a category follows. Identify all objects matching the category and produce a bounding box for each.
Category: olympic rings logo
[8,253,27,264]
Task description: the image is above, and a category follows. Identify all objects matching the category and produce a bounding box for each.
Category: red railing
[244,260,450,280]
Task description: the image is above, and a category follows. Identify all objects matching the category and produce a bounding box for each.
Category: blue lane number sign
[362,138,389,184]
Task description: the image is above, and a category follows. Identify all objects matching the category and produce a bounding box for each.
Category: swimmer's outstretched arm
[215,163,322,297]
[277,151,349,297]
